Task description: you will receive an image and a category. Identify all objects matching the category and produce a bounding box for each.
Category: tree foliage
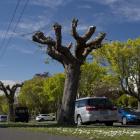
[117,94,137,108]
[18,74,65,114]
[44,73,65,109]
[93,38,140,104]
[0,95,8,114]
[79,61,120,99]
[78,62,106,97]
[18,77,47,114]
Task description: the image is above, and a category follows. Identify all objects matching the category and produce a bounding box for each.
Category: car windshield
[88,98,113,107]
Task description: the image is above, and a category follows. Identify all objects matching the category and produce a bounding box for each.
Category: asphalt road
[0,128,84,140]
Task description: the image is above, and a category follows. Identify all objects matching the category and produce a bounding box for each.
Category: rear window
[88,98,113,107]
[75,99,88,108]
[15,108,28,113]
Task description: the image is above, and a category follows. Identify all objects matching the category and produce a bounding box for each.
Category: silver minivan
[75,97,118,126]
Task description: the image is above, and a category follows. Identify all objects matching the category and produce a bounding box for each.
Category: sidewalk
[0,128,84,140]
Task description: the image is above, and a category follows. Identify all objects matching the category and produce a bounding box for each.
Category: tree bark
[138,101,140,111]
[8,101,15,122]
[57,63,81,125]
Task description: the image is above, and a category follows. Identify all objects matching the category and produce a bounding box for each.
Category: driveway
[0,128,84,140]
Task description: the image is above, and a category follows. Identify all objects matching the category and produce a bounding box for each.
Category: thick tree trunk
[8,101,15,122]
[57,63,81,125]
[138,101,140,111]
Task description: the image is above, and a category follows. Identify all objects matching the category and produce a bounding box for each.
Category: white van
[75,97,118,126]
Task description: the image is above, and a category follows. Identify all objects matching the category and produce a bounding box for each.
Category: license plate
[100,110,109,115]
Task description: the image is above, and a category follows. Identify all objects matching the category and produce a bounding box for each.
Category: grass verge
[1,122,140,140]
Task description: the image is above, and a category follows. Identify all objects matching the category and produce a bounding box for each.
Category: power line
[17,23,49,37]
[0,0,21,53]
[0,0,29,59]
[13,0,30,33]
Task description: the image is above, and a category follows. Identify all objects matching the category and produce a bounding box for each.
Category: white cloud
[114,5,140,22]
[17,16,51,32]
[78,5,92,9]
[98,0,118,5]
[15,47,34,54]
[30,0,71,8]
[90,0,140,22]
[0,30,17,39]
[85,0,118,5]
[9,45,34,55]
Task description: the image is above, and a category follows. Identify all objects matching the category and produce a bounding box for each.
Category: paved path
[0,128,84,140]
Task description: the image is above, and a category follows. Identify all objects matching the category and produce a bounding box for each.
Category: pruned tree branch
[82,26,96,41]
[11,83,23,93]
[33,30,75,64]
[47,46,64,64]
[86,32,106,48]
[33,32,55,46]
[71,18,82,41]
[67,42,73,50]
[83,32,106,58]
[0,81,23,100]
[33,19,106,64]
[0,81,9,98]
[53,23,62,49]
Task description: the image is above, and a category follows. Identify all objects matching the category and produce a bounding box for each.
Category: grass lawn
[1,122,140,140]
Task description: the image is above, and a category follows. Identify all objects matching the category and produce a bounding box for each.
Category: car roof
[76,96,107,101]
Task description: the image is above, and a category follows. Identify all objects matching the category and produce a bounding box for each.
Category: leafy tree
[117,94,137,108]
[32,19,106,124]
[79,61,120,101]
[0,81,23,121]
[19,74,64,115]
[44,73,65,113]
[0,95,8,114]
[78,62,106,97]
[93,38,140,110]
[18,77,48,115]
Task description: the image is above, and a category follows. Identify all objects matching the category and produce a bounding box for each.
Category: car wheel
[77,115,83,126]
[122,117,127,125]
[105,121,113,126]
[39,118,44,122]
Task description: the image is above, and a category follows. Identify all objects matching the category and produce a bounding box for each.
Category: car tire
[122,117,127,125]
[105,121,113,126]
[77,115,83,126]
[38,118,44,122]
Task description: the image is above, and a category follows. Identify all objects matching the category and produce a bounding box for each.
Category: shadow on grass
[1,122,140,129]
[0,121,78,128]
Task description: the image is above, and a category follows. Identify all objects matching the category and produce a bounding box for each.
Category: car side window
[77,100,87,108]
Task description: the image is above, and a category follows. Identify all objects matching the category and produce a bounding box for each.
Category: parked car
[14,107,29,123]
[118,108,140,125]
[0,115,7,122]
[75,97,118,126]
[36,114,55,122]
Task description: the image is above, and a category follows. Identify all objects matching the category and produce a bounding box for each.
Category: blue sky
[0,0,140,81]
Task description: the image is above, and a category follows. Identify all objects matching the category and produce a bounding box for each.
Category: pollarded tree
[0,81,23,121]
[32,19,106,125]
